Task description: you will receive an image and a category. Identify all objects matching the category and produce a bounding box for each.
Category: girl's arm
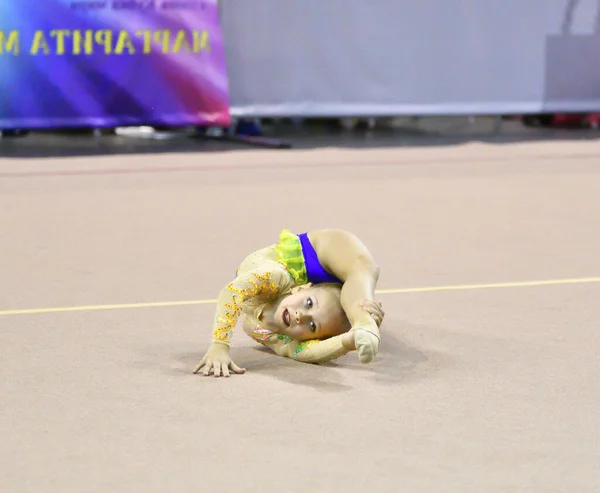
[193,263,293,377]
[261,333,354,364]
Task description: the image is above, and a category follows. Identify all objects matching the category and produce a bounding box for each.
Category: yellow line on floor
[1,276,599,317]
[0,299,218,316]
[375,276,600,294]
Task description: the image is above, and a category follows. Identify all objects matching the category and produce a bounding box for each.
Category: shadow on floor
[168,324,451,393]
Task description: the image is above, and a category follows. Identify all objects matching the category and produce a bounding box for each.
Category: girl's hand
[193,342,246,378]
[359,299,385,327]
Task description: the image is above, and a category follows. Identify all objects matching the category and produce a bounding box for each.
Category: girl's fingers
[230,362,246,374]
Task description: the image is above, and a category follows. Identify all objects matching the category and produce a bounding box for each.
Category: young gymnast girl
[193,229,383,377]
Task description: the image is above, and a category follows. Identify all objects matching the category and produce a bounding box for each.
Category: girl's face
[270,284,349,341]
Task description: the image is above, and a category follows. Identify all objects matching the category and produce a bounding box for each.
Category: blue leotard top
[298,232,343,284]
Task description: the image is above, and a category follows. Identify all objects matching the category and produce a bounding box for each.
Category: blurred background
[2,0,600,150]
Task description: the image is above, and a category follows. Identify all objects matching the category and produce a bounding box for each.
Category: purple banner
[0,0,231,129]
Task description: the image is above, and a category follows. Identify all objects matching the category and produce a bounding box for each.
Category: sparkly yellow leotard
[210,230,351,363]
